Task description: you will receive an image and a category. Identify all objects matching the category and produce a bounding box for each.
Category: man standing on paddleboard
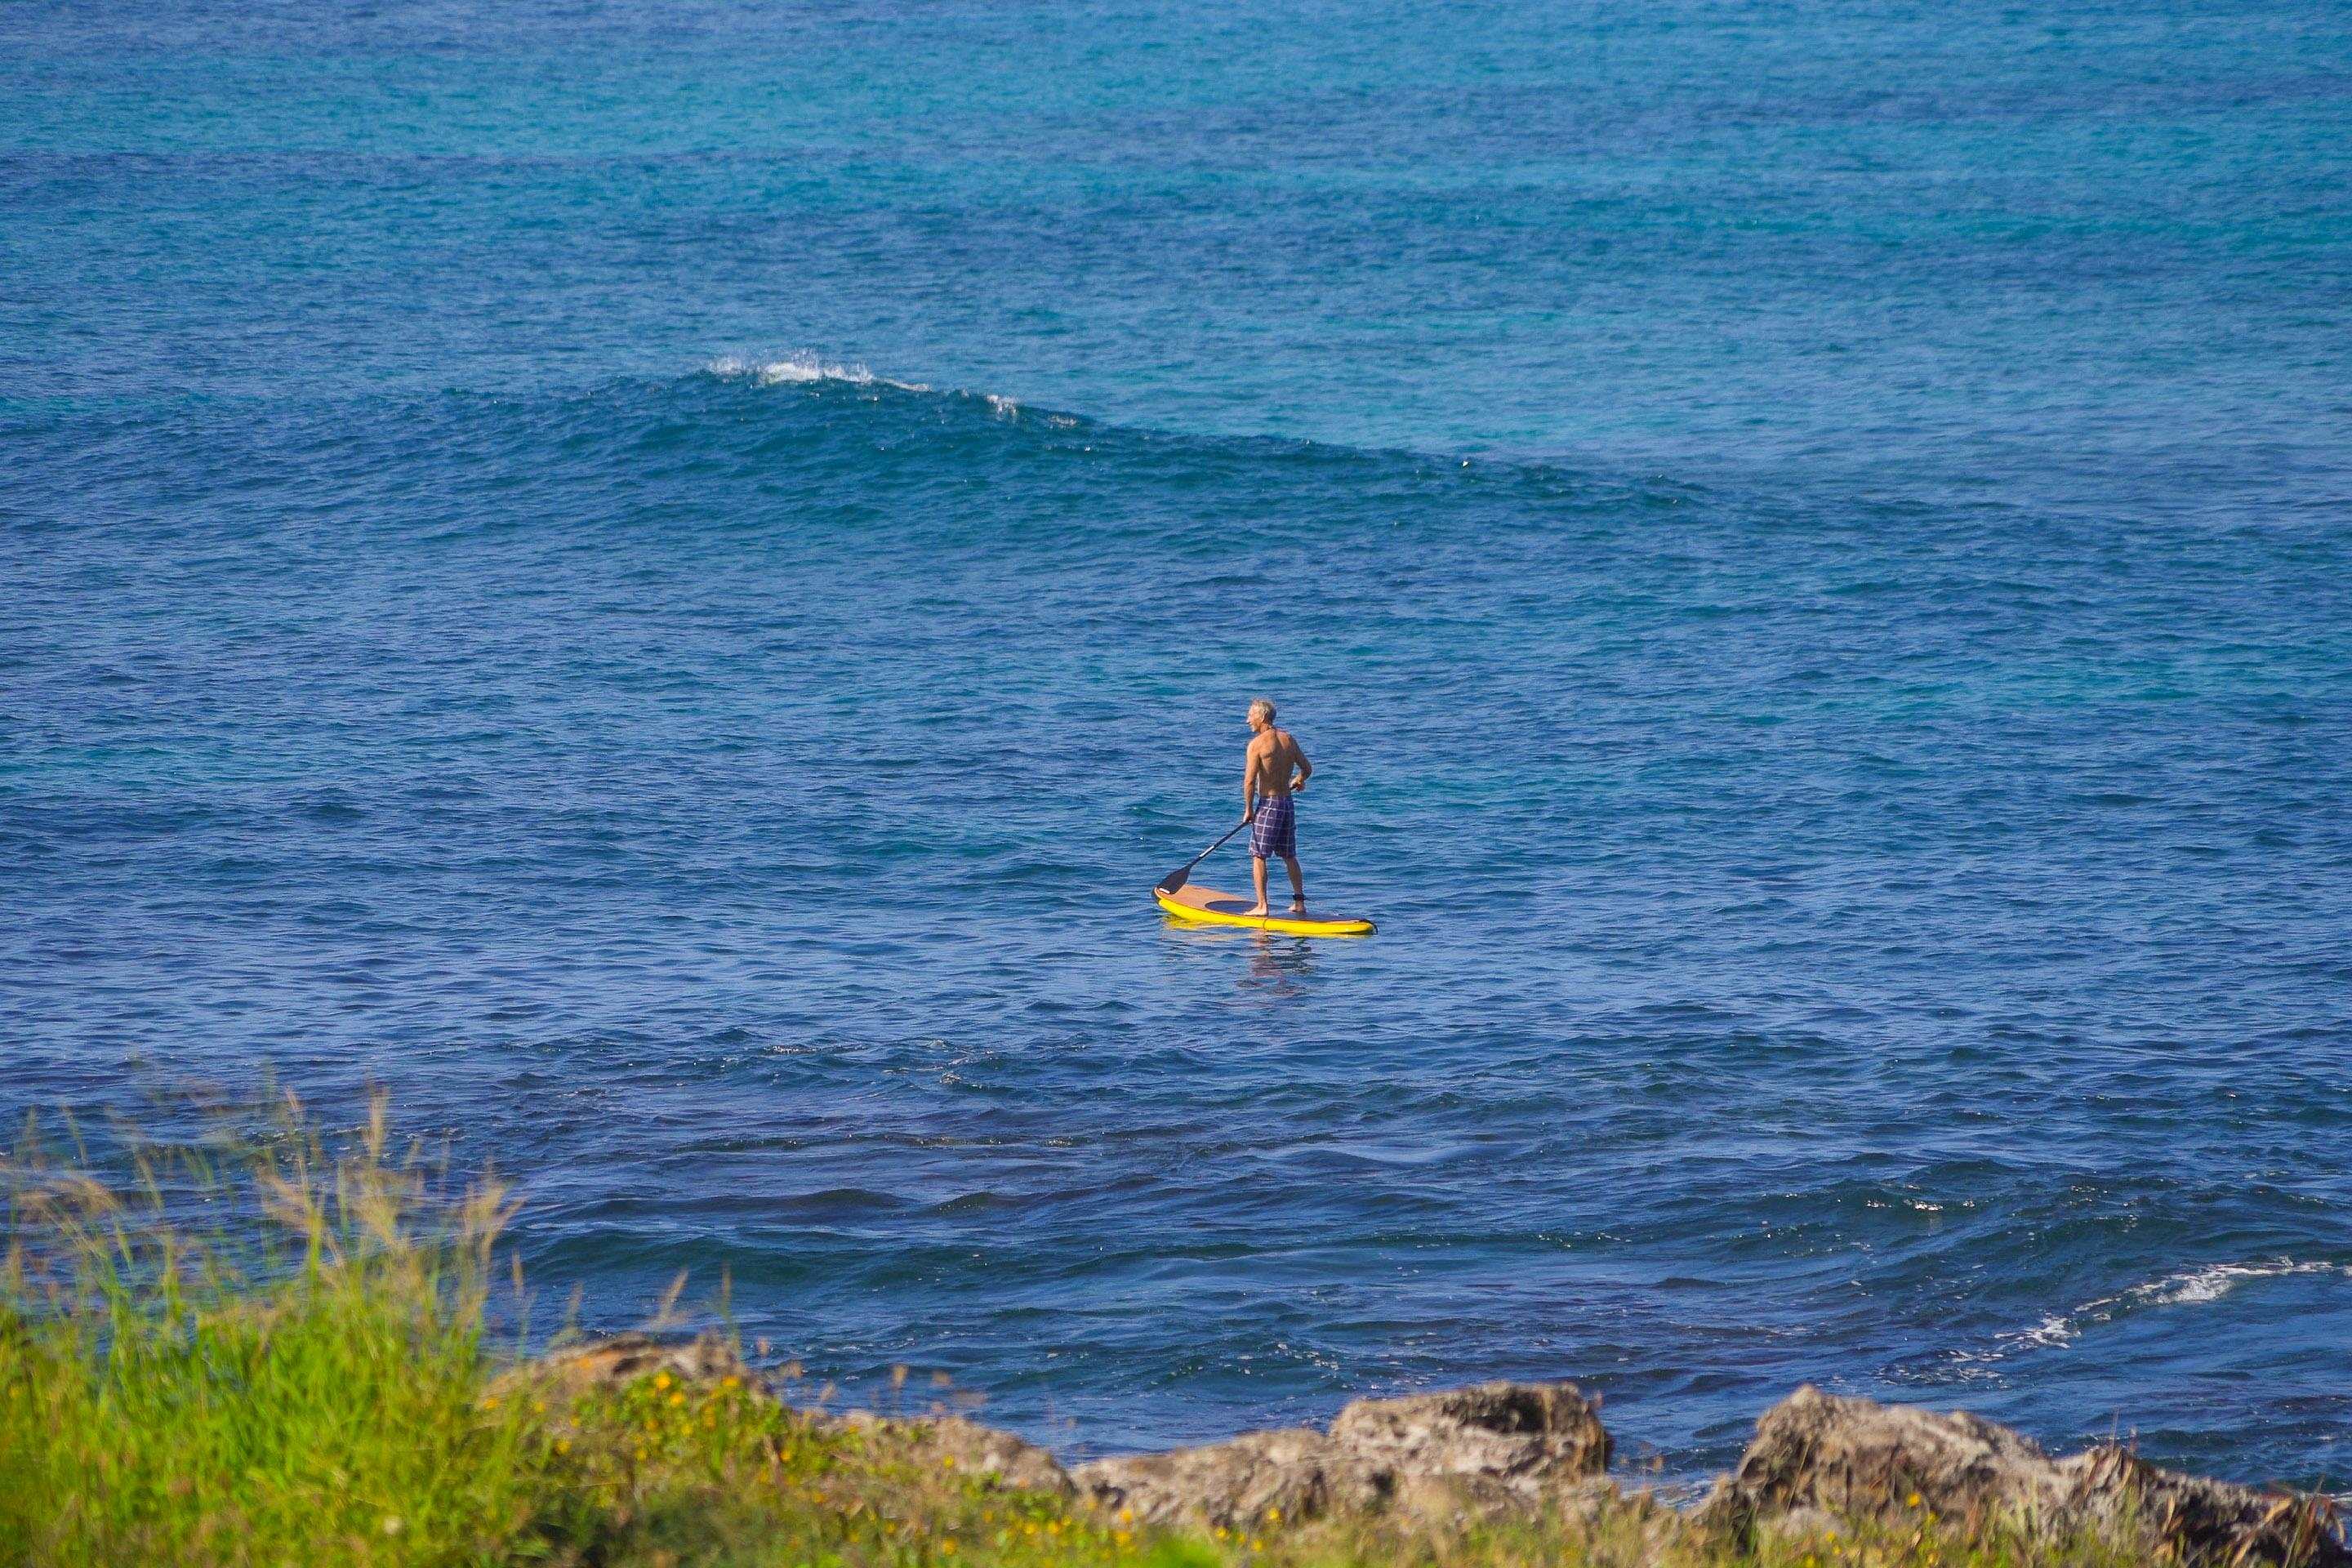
[1243,698,1312,916]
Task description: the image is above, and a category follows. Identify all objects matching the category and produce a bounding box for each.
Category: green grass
[0,1101,2203,1568]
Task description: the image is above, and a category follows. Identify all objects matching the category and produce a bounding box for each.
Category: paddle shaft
[1158,782,1308,893]
[1157,817,1250,893]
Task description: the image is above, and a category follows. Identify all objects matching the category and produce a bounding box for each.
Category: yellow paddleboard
[1154,881,1375,937]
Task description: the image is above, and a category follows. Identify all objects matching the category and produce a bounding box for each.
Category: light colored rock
[1075,1380,1612,1531]
[503,1330,747,1401]
[2060,1443,2349,1568]
[1076,1428,1370,1530]
[828,1410,1076,1499]
[1696,1386,2347,1566]
[1330,1381,1612,1491]
[512,1337,2345,1565]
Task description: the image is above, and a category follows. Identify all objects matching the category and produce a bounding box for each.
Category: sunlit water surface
[6,0,2351,1482]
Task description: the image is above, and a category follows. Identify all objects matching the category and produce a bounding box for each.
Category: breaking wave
[1983,1260,2350,1359]
[702,354,1057,424]
[706,353,933,392]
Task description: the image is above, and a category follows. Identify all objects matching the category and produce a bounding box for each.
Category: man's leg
[1249,855,1270,915]
[1283,854,1305,911]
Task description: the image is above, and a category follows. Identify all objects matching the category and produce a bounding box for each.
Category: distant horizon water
[6,0,2351,1484]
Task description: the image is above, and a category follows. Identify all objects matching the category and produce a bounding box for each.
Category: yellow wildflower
[653,1372,673,1391]
[669,1391,687,1407]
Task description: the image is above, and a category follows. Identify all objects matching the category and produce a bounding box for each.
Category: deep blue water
[7,0,2352,1486]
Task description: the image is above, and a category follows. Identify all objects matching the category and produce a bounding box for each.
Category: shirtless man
[1241,697,1312,917]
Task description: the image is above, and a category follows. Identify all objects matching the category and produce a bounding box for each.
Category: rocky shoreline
[531,1335,2349,1566]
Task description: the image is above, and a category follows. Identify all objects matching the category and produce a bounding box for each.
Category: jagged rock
[503,1330,748,1400]
[514,1337,2342,1565]
[827,1410,1077,1499]
[1077,1427,1369,1530]
[1696,1386,2348,1566]
[1075,1380,1612,1530]
[1330,1382,1612,1489]
[2063,1445,2349,1568]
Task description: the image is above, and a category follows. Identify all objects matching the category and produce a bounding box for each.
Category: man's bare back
[1247,728,1307,800]
[1242,699,1312,916]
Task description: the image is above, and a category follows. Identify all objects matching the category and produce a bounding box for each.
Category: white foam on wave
[703,354,1071,428]
[706,354,931,393]
[1973,1259,2349,1361]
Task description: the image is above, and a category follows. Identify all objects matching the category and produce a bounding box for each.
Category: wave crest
[1992,1259,2350,1358]
[706,354,930,392]
[700,354,1079,430]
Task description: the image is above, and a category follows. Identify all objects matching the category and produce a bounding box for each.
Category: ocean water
[7,0,2352,1486]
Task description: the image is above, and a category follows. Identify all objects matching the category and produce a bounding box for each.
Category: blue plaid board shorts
[1250,793,1296,859]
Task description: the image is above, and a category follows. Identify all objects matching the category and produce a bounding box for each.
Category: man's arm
[1243,745,1260,823]
[1291,742,1312,793]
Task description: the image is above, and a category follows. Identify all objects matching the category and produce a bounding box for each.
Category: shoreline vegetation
[3,1103,2342,1567]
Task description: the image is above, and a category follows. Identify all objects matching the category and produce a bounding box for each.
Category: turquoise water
[7,0,2352,1482]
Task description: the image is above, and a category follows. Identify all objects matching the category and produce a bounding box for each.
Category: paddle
[1155,817,1250,896]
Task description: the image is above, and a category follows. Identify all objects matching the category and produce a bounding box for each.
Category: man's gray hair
[1248,697,1276,723]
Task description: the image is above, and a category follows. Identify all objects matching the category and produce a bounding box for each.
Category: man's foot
[1289,900,1307,915]
[1245,903,1269,917]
